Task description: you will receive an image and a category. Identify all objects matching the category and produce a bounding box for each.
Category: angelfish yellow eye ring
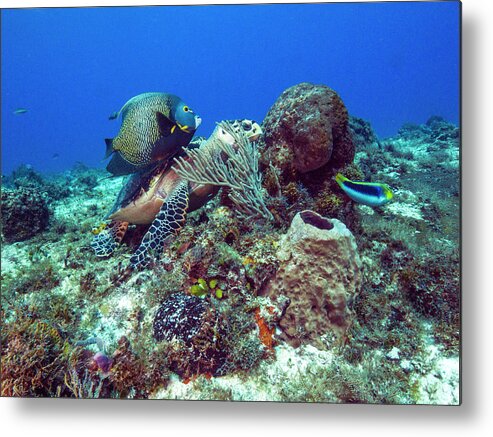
[183,106,189,112]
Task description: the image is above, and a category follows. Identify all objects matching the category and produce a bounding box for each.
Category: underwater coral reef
[1,84,460,404]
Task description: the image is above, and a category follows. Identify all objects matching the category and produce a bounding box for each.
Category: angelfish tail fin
[105,151,143,176]
[104,138,114,159]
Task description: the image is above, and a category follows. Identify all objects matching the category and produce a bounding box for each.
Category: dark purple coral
[1,187,50,243]
[153,293,209,343]
[153,293,227,378]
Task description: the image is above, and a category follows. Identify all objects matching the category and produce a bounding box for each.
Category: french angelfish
[335,173,393,207]
[105,92,202,176]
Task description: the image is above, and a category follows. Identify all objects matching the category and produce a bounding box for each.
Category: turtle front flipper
[91,220,129,257]
[130,181,189,269]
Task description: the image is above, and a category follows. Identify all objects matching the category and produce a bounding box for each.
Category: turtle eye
[183,106,189,112]
[242,120,252,131]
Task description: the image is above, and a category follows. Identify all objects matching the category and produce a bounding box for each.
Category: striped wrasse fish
[335,173,393,207]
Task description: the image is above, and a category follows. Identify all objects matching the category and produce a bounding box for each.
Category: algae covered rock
[262,210,362,349]
[1,187,50,243]
[396,116,459,145]
[260,82,354,175]
[349,115,381,150]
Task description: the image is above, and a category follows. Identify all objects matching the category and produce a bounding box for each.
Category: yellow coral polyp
[242,256,255,266]
[190,281,208,298]
[190,278,224,299]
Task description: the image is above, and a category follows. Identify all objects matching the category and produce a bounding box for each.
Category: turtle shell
[108,134,206,217]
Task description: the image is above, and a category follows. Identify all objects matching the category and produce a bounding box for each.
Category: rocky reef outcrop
[396,115,459,144]
[260,82,354,176]
[261,210,362,349]
[349,115,381,150]
[1,187,50,243]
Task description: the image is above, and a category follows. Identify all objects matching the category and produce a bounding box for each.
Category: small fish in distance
[13,108,28,115]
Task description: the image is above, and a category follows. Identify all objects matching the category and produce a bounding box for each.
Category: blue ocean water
[1,2,459,175]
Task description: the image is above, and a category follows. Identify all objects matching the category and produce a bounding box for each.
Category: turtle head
[172,100,201,134]
[226,119,263,143]
[240,119,262,142]
[212,119,263,150]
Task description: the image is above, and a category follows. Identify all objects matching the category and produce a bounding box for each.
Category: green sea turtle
[105,92,202,176]
[91,119,262,268]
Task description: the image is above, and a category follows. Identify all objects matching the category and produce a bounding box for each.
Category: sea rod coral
[173,120,273,221]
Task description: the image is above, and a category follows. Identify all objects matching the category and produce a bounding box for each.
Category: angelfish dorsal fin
[156,112,176,137]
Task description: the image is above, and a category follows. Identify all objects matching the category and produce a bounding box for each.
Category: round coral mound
[260,82,354,175]
[1,187,50,243]
[153,293,227,378]
[154,293,210,343]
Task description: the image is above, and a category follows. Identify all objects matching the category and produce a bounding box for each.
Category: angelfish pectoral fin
[156,112,176,137]
[152,134,179,161]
